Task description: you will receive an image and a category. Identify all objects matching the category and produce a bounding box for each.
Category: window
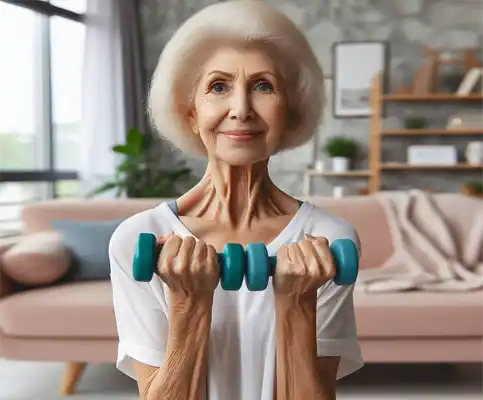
[0,0,86,235]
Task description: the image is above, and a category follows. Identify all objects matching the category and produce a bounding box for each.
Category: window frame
[0,0,84,198]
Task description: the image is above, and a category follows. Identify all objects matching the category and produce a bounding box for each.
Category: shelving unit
[302,169,371,196]
[368,73,483,193]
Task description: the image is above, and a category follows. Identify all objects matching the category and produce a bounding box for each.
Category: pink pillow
[1,232,70,286]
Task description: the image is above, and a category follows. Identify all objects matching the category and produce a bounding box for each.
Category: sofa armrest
[0,235,26,299]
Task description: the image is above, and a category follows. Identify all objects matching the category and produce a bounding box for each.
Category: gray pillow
[51,218,125,281]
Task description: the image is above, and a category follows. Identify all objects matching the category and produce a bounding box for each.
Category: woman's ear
[187,108,199,135]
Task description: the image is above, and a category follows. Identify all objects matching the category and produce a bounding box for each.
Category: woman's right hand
[156,233,220,300]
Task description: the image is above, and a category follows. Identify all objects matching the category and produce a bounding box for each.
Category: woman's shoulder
[109,202,174,259]
[302,201,359,245]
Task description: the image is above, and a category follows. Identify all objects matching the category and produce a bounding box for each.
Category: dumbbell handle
[158,247,330,271]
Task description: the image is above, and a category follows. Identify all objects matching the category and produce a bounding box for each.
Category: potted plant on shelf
[322,136,358,173]
[87,128,198,198]
[462,181,483,198]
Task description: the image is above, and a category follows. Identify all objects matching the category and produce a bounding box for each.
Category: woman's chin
[214,149,269,167]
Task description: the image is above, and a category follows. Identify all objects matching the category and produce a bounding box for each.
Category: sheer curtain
[79,0,145,198]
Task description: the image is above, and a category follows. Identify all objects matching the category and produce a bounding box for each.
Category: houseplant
[87,128,198,198]
[322,136,358,172]
[462,181,483,198]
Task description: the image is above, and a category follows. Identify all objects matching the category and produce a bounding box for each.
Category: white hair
[147,0,325,156]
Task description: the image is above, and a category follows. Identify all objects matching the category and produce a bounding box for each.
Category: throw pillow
[1,232,70,286]
[51,218,125,281]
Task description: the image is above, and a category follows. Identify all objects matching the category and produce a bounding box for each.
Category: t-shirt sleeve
[315,218,363,380]
[109,215,169,381]
[316,282,363,380]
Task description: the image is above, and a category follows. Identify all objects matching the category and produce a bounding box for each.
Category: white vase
[332,157,349,172]
[314,159,325,172]
[465,141,483,165]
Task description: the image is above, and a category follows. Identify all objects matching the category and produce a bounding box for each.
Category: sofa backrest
[20,198,169,233]
[301,196,394,270]
[20,195,394,270]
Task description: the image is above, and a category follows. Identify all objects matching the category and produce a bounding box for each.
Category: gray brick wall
[139,0,483,196]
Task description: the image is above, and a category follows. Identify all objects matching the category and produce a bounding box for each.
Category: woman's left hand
[273,234,335,301]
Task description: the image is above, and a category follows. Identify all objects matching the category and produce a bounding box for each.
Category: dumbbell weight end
[133,234,245,290]
[244,239,359,291]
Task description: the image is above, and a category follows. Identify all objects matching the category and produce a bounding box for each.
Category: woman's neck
[176,157,298,229]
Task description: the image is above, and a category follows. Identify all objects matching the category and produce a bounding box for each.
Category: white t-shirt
[109,200,364,400]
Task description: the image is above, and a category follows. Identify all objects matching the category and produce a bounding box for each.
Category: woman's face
[188,45,288,166]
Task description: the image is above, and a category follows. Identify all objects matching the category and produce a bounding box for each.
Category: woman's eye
[210,82,226,93]
[254,81,273,92]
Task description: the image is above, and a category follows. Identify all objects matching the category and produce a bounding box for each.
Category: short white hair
[147,0,325,156]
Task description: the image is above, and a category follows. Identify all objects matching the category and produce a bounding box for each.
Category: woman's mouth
[222,130,263,141]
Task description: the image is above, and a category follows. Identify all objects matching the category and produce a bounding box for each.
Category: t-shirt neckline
[157,200,313,255]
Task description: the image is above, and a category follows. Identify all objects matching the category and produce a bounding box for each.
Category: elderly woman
[109,1,363,399]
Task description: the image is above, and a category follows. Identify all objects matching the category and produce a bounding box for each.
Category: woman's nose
[228,87,254,121]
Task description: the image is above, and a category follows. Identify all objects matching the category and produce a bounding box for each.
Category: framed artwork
[332,41,390,118]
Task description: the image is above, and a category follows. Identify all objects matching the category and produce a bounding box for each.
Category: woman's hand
[273,234,335,301]
[156,233,219,301]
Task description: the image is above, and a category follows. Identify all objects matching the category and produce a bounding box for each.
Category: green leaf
[112,145,136,155]
[126,128,143,153]
[85,182,119,197]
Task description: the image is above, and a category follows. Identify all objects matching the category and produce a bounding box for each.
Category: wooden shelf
[306,169,371,177]
[380,163,483,170]
[383,93,483,101]
[383,129,483,136]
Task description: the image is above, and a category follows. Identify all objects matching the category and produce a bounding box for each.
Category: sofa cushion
[354,288,483,338]
[1,232,70,286]
[51,219,124,281]
[0,281,117,339]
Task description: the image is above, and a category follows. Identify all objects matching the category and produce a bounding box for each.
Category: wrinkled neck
[179,157,293,229]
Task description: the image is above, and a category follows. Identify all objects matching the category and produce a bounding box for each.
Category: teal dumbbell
[133,233,359,290]
[133,233,245,290]
[244,239,359,291]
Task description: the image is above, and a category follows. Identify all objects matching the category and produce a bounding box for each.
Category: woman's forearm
[149,295,212,400]
[275,293,326,400]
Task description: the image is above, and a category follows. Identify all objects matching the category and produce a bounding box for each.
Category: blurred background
[0,0,482,399]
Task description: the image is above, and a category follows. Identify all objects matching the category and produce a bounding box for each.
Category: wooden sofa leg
[60,362,86,395]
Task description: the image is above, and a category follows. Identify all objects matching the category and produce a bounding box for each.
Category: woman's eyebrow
[206,70,277,79]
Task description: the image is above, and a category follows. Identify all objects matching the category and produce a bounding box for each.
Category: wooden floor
[0,358,481,399]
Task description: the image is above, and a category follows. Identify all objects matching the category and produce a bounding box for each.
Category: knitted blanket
[355,189,483,293]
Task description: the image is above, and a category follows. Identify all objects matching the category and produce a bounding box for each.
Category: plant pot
[462,184,483,198]
[465,141,483,165]
[332,157,349,172]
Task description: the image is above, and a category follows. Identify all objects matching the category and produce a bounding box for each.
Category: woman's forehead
[199,45,280,76]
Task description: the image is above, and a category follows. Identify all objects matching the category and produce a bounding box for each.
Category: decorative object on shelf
[440,72,466,93]
[382,116,402,130]
[332,41,389,118]
[465,141,483,165]
[446,111,483,130]
[322,136,358,173]
[411,47,440,94]
[87,128,198,198]
[333,186,345,198]
[456,67,483,95]
[462,181,483,199]
[404,115,428,130]
[407,145,457,166]
[314,159,325,172]
[397,47,482,96]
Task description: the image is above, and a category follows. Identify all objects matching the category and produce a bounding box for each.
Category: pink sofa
[0,195,481,395]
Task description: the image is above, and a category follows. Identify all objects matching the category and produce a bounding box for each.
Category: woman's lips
[222,130,263,141]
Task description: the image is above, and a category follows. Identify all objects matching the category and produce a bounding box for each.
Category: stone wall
[139,0,483,196]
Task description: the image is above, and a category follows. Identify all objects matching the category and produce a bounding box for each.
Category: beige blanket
[355,189,483,293]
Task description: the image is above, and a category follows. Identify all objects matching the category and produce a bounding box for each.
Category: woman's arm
[275,292,336,399]
[135,294,212,400]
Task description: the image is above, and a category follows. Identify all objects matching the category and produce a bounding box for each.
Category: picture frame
[332,41,390,118]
